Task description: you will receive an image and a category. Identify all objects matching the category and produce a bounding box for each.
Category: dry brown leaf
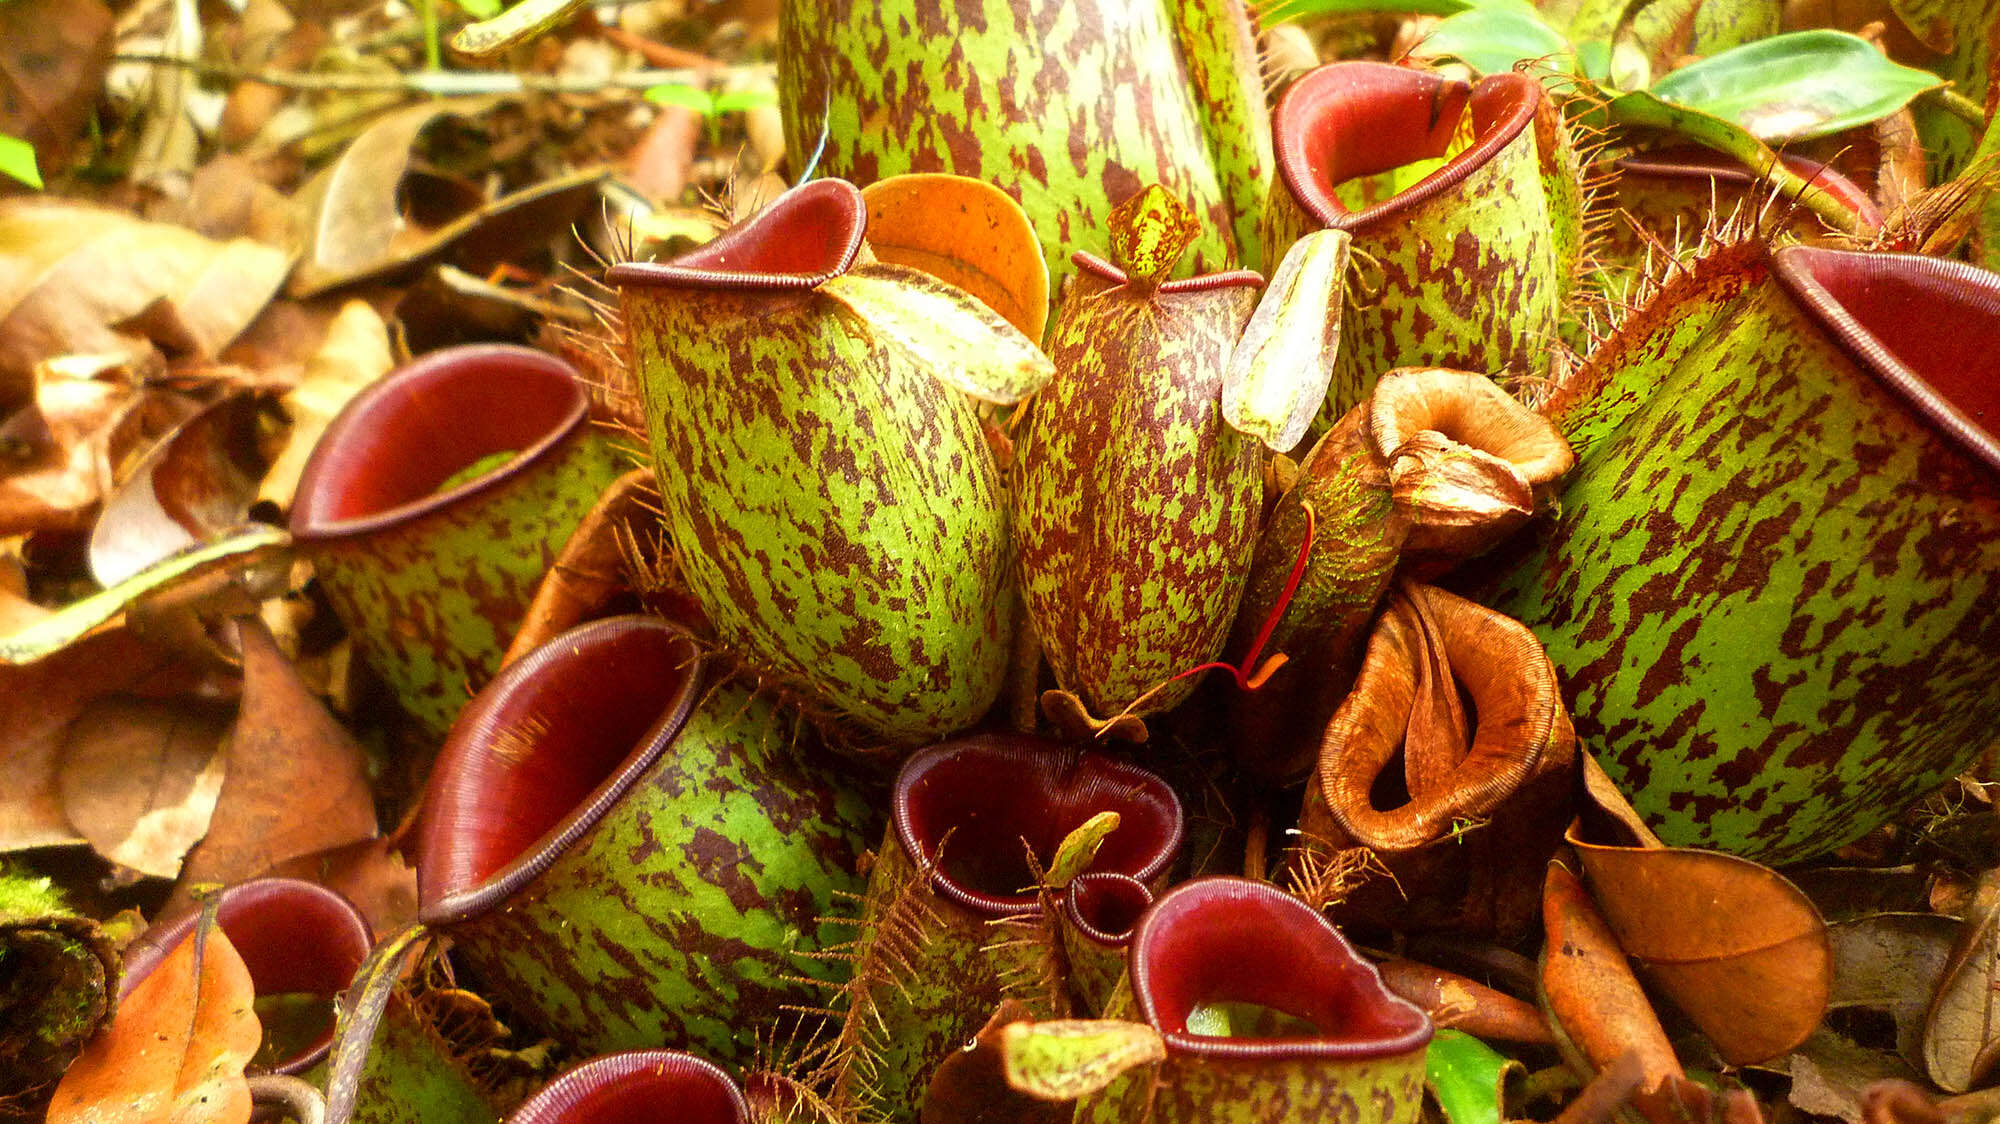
[89,390,274,587]
[174,617,376,904]
[1829,912,1957,1062]
[0,628,204,852]
[861,174,1052,342]
[56,694,232,879]
[0,199,291,406]
[287,100,605,297]
[1570,832,1831,1066]
[46,916,260,1124]
[1377,957,1553,1044]
[0,0,113,183]
[0,361,132,536]
[1540,861,1683,1120]
[255,299,391,509]
[1923,869,2000,1091]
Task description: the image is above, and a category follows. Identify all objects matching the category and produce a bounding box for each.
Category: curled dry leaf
[46,917,260,1124]
[172,617,376,907]
[287,99,607,298]
[1540,861,1682,1118]
[1568,823,1831,1065]
[89,390,274,588]
[0,361,132,537]
[860,173,1052,342]
[0,199,290,408]
[1923,869,2000,1092]
[56,694,232,880]
[1369,367,1573,560]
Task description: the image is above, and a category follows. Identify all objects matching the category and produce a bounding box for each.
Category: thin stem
[421,0,442,71]
[1928,87,1990,131]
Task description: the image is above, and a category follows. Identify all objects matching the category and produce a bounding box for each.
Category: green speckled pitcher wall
[777,0,1271,291]
[416,617,877,1067]
[1264,63,1581,433]
[609,179,1052,750]
[1485,244,2000,865]
[289,345,626,736]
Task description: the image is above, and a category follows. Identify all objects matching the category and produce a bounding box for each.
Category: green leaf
[1264,0,1473,21]
[448,0,503,17]
[1414,1,1579,76]
[0,133,42,190]
[1649,30,1945,142]
[644,84,715,115]
[1426,1030,1524,1124]
[710,88,778,115]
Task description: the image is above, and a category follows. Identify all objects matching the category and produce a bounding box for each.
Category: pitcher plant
[1486,241,2000,863]
[608,178,1053,751]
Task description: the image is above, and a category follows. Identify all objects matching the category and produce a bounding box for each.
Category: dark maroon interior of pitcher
[417,617,702,924]
[1131,877,1433,1060]
[289,345,586,539]
[1274,62,1540,230]
[508,1051,748,1124]
[893,736,1184,918]
[119,879,372,1073]
[1774,246,2000,473]
[1063,872,1153,947]
[604,177,866,291]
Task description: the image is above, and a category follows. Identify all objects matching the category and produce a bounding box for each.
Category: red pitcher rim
[1274,62,1542,233]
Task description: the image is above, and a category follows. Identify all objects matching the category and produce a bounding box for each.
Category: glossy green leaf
[1427,1030,1523,1124]
[1650,30,1944,142]
[1415,2,1578,76]
[0,134,41,189]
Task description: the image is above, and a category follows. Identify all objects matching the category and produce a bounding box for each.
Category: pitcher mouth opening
[119,878,372,1075]
[507,1051,749,1124]
[1063,872,1153,947]
[416,616,704,925]
[892,735,1184,918]
[1274,62,1542,233]
[605,178,867,293]
[1772,246,2000,475]
[289,345,589,543]
[1130,877,1433,1061]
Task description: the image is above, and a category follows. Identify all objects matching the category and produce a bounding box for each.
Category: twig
[111,52,768,95]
